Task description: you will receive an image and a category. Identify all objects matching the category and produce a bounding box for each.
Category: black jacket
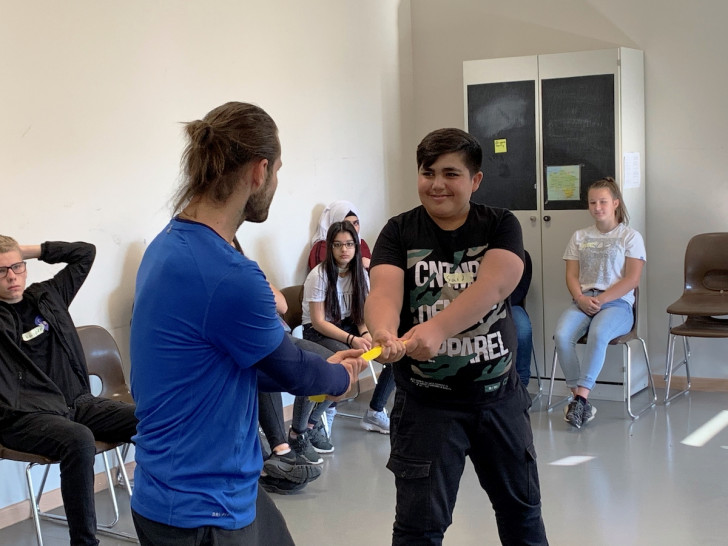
[0,241,95,424]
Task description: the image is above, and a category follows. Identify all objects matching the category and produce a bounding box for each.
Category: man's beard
[240,179,274,225]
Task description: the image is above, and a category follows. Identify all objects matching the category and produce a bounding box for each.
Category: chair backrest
[280,285,304,330]
[684,232,728,294]
[76,325,133,404]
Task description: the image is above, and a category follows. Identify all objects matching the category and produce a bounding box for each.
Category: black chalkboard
[467,80,537,210]
[541,74,615,210]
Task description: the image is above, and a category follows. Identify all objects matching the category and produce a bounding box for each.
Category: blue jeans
[554,291,634,391]
[387,367,548,545]
[512,305,533,386]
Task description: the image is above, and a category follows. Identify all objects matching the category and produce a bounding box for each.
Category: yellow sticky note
[494,139,507,153]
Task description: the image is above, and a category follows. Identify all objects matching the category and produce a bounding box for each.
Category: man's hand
[402,321,447,361]
[326,349,369,401]
[326,348,364,365]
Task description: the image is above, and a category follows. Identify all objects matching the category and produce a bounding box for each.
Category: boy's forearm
[20,245,41,260]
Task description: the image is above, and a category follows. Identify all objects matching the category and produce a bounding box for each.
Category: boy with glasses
[0,236,137,546]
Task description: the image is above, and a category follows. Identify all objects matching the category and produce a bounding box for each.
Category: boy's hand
[402,321,446,361]
[371,330,407,363]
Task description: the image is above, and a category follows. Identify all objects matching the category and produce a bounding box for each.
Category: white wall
[0,0,412,512]
[409,0,728,379]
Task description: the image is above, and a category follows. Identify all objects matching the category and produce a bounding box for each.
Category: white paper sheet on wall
[623,152,641,189]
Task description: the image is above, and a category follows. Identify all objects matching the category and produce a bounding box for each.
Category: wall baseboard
[651,375,728,392]
[0,461,136,530]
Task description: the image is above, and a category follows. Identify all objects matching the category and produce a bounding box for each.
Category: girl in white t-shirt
[554,177,646,429]
[289,221,372,459]
[302,221,371,350]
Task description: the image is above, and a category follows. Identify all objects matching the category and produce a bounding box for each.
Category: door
[464,51,626,396]
[463,56,546,385]
[537,51,626,397]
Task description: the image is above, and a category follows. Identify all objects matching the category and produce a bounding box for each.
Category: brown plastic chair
[280,284,304,331]
[0,325,137,545]
[548,286,657,419]
[664,233,728,404]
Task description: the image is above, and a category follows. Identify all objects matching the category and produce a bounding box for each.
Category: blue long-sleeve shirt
[130,218,348,530]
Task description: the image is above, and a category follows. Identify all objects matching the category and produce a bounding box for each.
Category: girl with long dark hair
[288,221,372,460]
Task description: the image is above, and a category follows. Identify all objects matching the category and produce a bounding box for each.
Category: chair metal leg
[114,445,133,498]
[531,346,543,398]
[34,452,139,543]
[336,359,385,419]
[624,338,657,419]
[547,347,572,411]
[115,443,132,488]
[527,346,544,410]
[95,450,138,542]
[664,333,691,405]
[663,314,691,405]
[38,454,120,528]
[320,413,330,436]
[24,463,44,546]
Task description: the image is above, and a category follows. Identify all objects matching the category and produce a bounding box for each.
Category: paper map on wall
[546,165,580,201]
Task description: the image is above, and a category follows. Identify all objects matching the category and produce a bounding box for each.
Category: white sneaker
[360,408,390,434]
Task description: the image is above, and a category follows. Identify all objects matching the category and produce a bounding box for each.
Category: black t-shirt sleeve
[370,217,406,271]
[487,209,525,261]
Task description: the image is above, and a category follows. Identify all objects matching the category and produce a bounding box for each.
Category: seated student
[0,236,138,546]
[284,339,338,466]
[290,221,372,460]
[258,389,321,493]
[231,238,326,490]
[309,200,372,271]
[309,204,395,433]
[511,250,534,386]
[554,177,646,429]
[257,282,322,493]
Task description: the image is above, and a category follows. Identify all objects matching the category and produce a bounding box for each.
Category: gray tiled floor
[3,386,728,545]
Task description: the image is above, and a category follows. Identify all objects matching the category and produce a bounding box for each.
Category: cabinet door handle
[530,216,537,222]
[543,215,551,222]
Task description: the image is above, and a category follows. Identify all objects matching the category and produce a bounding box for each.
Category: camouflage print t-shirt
[370,203,524,405]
